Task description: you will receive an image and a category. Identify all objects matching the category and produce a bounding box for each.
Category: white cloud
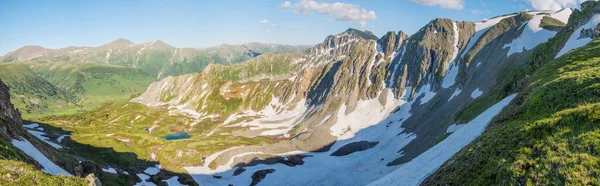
[264,29,272,33]
[279,1,292,9]
[260,19,269,24]
[270,23,276,27]
[410,0,465,10]
[471,9,491,14]
[526,0,583,10]
[288,25,304,29]
[280,0,376,28]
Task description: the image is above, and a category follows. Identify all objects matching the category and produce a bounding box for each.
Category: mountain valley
[1,1,600,186]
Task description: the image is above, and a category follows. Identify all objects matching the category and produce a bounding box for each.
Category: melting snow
[416,84,436,105]
[224,98,307,136]
[446,123,465,133]
[57,135,70,142]
[186,88,418,186]
[369,94,517,186]
[102,167,117,174]
[143,164,161,175]
[23,123,39,129]
[135,173,157,186]
[448,89,462,102]
[471,88,483,99]
[550,8,573,24]
[556,14,600,59]
[11,139,71,176]
[27,130,62,149]
[163,176,180,185]
[503,13,560,56]
[442,21,461,89]
[331,89,409,140]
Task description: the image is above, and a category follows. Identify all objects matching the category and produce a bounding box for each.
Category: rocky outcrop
[579,27,600,39]
[85,174,102,186]
[0,80,24,140]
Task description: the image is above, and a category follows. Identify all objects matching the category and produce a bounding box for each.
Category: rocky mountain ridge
[1,40,311,79]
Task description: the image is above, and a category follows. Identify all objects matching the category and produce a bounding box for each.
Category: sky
[0,0,587,54]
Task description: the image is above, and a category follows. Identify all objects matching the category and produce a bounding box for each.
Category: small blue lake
[163,132,191,140]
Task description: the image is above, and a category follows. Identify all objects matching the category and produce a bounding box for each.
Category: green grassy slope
[0,63,77,118]
[0,62,154,119]
[40,101,271,172]
[423,39,600,185]
[0,120,85,185]
[26,62,154,109]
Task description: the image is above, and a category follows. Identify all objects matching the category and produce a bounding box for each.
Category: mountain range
[1,1,600,186]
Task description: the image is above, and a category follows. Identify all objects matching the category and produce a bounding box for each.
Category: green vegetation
[0,120,85,185]
[0,160,86,186]
[540,16,567,32]
[41,101,272,172]
[205,52,301,82]
[0,62,154,119]
[424,39,600,185]
[0,63,77,118]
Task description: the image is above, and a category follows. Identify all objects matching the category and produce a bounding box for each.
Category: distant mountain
[0,62,154,119]
[1,40,312,79]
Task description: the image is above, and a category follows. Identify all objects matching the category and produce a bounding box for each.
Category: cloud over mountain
[279,0,376,28]
[410,0,465,10]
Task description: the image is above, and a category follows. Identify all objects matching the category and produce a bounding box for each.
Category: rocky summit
[2,1,600,186]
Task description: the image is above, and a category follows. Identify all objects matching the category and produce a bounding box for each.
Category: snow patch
[503,13,558,56]
[23,123,39,129]
[57,135,70,142]
[11,139,71,176]
[27,130,62,149]
[330,88,408,140]
[441,21,461,89]
[471,88,483,99]
[102,167,117,174]
[416,84,436,105]
[163,176,180,185]
[224,98,307,136]
[448,89,462,102]
[446,123,465,133]
[143,164,161,175]
[135,173,156,186]
[550,8,573,24]
[369,94,517,186]
[556,14,600,59]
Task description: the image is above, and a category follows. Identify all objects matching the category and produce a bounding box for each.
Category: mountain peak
[100,38,135,50]
[343,28,379,40]
[141,40,174,50]
[1,45,49,61]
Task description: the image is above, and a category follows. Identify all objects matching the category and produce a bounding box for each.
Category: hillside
[0,62,154,119]
[0,80,88,185]
[1,40,311,79]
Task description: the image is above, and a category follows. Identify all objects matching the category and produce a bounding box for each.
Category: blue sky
[0,0,581,54]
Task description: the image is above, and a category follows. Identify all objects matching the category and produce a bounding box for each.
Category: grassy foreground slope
[423,40,600,185]
[0,119,86,185]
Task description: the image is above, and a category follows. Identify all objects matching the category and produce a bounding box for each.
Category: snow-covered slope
[369,94,516,186]
[503,11,567,56]
[556,14,600,58]
[11,139,71,176]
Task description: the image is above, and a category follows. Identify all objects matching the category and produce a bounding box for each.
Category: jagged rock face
[384,19,474,96]
[302,29,377,68]
[0,80,23,140]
